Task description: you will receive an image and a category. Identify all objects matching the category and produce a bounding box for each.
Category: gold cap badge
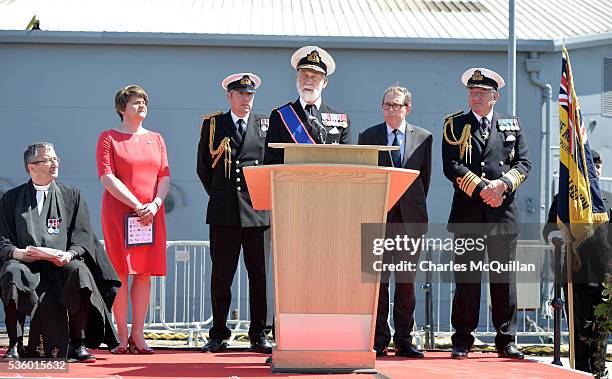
[307,50,321,63]
[240,76,252,86]
[471,70,484,81]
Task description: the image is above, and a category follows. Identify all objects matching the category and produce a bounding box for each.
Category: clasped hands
[135,201,159,226]
[480,178,507,208]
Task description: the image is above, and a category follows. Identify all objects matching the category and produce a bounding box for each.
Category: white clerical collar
[472,109,494,124]
[300,97,322,111]
[33,182,50,215]
[386,121,407,136]
[33,183,51,192]
[230,111,249,126]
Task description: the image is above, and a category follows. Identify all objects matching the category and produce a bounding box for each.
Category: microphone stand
[307,115,328,144]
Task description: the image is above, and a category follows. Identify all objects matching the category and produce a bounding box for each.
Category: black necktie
[390,129,402,168]
[480,117,490,139]
[237,119,245,139]
[305,104,315,116]
[304,104,321,141]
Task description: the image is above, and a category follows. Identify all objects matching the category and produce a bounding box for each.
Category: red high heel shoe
[110,345,128,354]
[128,335,154,354]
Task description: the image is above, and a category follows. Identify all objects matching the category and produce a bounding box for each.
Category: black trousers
[3,260,90,341]
[4,301,26,341]
[209,225,267,341]
[374,206,420,349]
[451,234,518,350]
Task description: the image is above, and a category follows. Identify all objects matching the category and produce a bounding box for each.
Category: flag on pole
[557,45,609,371]
[557,47,608,253]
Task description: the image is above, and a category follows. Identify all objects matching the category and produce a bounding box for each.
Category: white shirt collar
[230,111,249,126]
[33,183,51,192]
[33,182,50,214]
[472,109,494,124]
[385,121,407,136]
[299,97,322,112]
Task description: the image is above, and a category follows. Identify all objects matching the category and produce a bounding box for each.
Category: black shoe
[265,356,274,365]
[67,344,96,363]
[201,339,228,353]
[250,337,272,354]
[374,345,388,357]
[2,340,25,360]
[451,346,468,359]
[395,344,424,358]
[497,344,524,359]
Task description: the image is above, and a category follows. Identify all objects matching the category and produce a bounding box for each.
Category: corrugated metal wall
[1,41,611,241]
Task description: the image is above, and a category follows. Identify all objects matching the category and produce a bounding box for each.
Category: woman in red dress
[96,85,170,354]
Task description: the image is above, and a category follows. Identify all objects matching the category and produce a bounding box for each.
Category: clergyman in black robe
[0,142,120,362]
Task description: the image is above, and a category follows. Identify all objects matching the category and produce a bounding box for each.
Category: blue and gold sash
[277,104,315,144]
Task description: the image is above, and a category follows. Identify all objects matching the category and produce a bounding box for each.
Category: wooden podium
[243,143,419,373]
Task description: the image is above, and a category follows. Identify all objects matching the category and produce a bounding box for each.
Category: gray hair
[382,85,412,105]
[24,142,54,174]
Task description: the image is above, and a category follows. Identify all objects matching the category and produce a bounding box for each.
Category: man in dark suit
[358,86,432,358]
[197,73,272,354]
[442,68,531,360]
[263,45,351,165]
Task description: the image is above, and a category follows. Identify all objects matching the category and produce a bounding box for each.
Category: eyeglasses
[30,157,60,165]
[382,103,405,111]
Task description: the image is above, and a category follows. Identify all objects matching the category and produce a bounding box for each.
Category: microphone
[307,114,328,144]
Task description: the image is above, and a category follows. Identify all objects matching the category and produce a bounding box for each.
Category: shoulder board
[444,110,464,120]
[202,111,223,121]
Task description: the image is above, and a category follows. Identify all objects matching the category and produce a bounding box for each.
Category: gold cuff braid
[503,168,526,192]
[456,171,482,197]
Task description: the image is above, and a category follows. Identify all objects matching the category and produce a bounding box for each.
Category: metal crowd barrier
[143,241,252,345]
[0,239,570,349]
[142,240,567,348]
[410,240,569,349]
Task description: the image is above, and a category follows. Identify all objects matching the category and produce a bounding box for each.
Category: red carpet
[0,350,589,378]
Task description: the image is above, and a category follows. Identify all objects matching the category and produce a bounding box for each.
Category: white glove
[548,230,567,244]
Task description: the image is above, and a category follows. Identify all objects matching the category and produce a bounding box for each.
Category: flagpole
[565,244,575,369]
[507,0,516,115]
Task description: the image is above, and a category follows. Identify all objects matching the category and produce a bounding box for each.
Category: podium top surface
[244,164,419,212]
[268,143,398,151]
[268,143,398,165]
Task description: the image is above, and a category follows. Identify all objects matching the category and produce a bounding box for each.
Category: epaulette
[444,110,464,120]
[202,111,223,121]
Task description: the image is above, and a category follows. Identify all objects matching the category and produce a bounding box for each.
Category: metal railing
[143,241,252,345]
[393,240,568,348]
[143,240,566,348]
[0,239,571,348]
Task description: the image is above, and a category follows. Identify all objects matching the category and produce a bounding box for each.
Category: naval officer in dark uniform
[263,45,351,165]
[197,73,272,354]
[442,68,531,359]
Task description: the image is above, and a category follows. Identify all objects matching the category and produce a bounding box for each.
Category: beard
[296,81,322,103]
